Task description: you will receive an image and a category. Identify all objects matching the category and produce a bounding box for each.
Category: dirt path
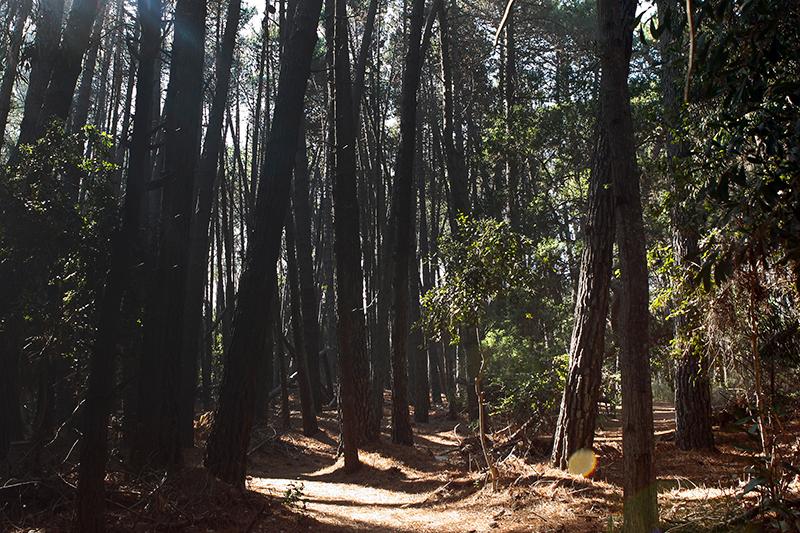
[246,402,762,532]
[249,407,498,532]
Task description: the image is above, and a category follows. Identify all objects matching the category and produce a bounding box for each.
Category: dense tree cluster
[0,0,797,531]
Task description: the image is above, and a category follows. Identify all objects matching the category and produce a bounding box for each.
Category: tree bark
[388,0,426,446]
[204,0,325,485]
[0,0,32,153]
[657,0,714,452]
[351,0,379,131]
[137,0,207,466]
[598,0,659,529]
[72,1,161,530]
[33,0,105,138]
[332,0,370,469]
[69,1,108,134]
[274,282,291,429]
[11,0,64,161]
[410,134,429,422]
[181,0,242,450]
[550,9,619,469]
[293,125,324,411]
[503,8,520,230]
[437,3,469,231]
[286,213,319,435]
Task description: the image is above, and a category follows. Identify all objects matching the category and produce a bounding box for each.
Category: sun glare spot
[568,449,598,477]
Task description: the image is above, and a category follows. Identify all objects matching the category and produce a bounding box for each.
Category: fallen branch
[248,426,279,456]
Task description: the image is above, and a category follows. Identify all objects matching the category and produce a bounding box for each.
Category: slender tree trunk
[72,1,161,530]
[596,0,659,529]
[181,0,242,450]
[286,213,319,435]
[366,3,391,437]
[0,0,32,153]
[388,0,426,446]
[437,2,468,229]
[351,0,379,130]
[332,0,370,470]
[657,0,714,452]
[32,0,105,138]
[550,0,620,467]
[437,6,479,420]
[204,0,325,485]
[293,125,324,410]
[274,283,291,429]
[250,11,269,214]
[418,140,442,406]
[11,0,64,161]
[503,10,520,230]
[69,1,108,133]
[138,0,207,466]
[410,238,429,422]
[106,0,125,139]
[411,135,429,422]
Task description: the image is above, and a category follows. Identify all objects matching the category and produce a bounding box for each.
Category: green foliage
[281,481,307,510]
[420,215,539,341]
[421,216,573,423]
[0,123,117,366]
[482,326,567,424]
[693,0,800,274]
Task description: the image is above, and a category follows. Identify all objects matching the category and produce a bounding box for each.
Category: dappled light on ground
[240,401,793,532]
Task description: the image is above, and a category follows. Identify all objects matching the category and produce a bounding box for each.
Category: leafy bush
[482,326,567,426]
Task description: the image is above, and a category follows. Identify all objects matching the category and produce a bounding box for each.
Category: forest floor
[248,400,772,533]
[3,397,795,532]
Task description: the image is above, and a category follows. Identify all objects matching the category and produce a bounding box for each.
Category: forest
[0,0,798,531]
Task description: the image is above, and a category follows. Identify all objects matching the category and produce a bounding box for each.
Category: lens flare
[568,448,598,478]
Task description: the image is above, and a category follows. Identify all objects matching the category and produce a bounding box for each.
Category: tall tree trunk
[503,8,520,230]
[204,0,325,486]
[274,282,291,429]
[182,0,242,450]
[72,1,161,530]
[420,141,444,405]
[249,10,269,215]
[550,1,620,467]
[598,0,659,529]
[286,213,319,435]
[32,0,105,138]
[365,3,391,439]
[657,0,714,452]
[388,0,426,446]
[69,1,108,134]
[293,126,324,410]
[351,0,379,130]
[137,0,207,466]
[438,5,479,421]
[11,0,64,161]
[437,2,468,230]
[332,0,370,470]
[411,135,429,422]
[0,0,32,153]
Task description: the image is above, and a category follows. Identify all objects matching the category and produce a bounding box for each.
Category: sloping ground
[4,399,795,532]
[250,401,789,532]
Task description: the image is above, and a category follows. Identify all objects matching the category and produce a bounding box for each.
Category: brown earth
[3,399,795,532]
